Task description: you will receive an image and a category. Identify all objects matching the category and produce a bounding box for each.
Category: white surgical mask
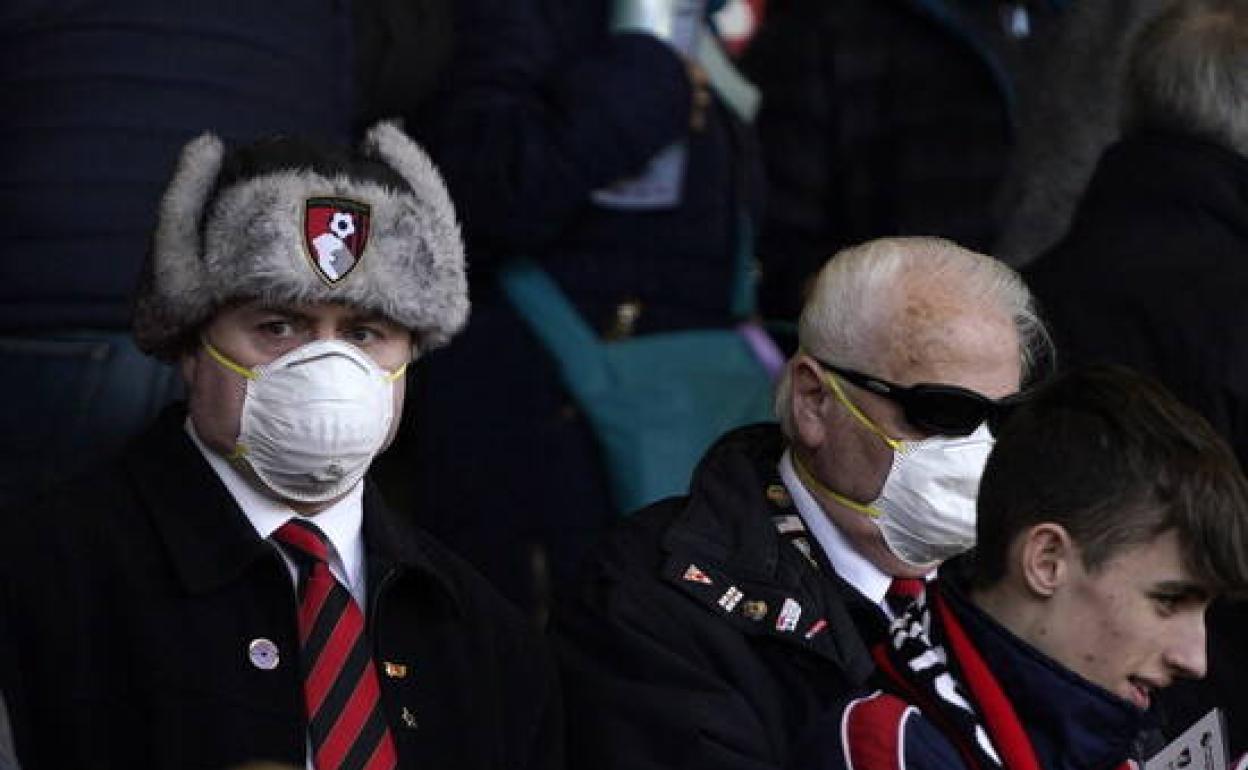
[797,368,995,567]
[204,339,405,503]
[867,426,993,565]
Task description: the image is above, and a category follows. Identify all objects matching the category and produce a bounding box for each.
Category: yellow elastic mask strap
[201,342,254,461]
[203,341,257,381]
[817,365,901,451]
[792,451,883,520]
[384,362,408,383]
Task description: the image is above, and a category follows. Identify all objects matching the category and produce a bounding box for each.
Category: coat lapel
[125,406,277,596]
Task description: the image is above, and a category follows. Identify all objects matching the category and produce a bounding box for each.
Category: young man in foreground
[797,364,1248,770]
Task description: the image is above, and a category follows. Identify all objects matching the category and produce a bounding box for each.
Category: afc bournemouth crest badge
[303,197,371,284]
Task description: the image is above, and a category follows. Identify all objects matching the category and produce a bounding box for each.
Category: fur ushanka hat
[133,122,468,360]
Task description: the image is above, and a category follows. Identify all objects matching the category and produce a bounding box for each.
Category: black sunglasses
[814,358,1019,437]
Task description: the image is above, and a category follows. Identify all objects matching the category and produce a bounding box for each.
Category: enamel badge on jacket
[304,197,371,283]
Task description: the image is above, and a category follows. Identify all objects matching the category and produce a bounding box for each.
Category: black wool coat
[0,406,563,770]
[554,425,878,770]
[1026,131,1248,467]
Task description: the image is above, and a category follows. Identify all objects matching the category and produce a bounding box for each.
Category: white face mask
[205,339,405,503]
[799,367,995,568]
[870,425,994,566]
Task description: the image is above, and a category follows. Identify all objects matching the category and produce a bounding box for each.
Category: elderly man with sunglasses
[555,236,1050,770]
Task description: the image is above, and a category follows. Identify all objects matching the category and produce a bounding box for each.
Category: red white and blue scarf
[870,584,1132,770]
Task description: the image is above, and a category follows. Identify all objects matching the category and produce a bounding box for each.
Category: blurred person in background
[994,0,1168,266]
[740,0,1065,320]
[385,0,766,619]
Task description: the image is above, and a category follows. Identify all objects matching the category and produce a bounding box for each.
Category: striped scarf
[872,583,1133,770]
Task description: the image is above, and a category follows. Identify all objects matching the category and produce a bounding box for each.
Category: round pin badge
[742,600,769,621]
[765,484,792,508]
[248,638,280,670]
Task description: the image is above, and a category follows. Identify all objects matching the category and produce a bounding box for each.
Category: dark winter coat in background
[740,0,1062,319]
[1026,131,1248,469]
[0,0,354,333]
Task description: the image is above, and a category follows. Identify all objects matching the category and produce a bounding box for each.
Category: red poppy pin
[303,197,371,284]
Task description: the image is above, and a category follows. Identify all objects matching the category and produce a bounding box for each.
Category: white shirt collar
[184,418,368,606]
[779,449,893,610]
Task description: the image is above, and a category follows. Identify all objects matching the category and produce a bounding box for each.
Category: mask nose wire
[205,338,407,382]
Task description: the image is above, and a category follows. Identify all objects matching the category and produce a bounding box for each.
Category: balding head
[776,237,1047,438]
[776,237,1048,576]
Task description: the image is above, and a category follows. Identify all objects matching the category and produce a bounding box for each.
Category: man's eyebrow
[343,310,406,327]
[1151,580,1212,601]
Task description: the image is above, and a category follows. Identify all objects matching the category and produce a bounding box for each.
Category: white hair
[774,237,1050,438]
[1124,0,1248,157]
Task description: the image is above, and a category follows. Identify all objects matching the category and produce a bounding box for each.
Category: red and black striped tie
[274,518,398,770]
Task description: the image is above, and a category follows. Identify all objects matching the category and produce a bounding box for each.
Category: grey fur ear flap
[133,132,226,358]
[360,121,458,229]
[359,120,469,351]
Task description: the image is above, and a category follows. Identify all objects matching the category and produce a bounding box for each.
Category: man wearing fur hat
[0,124,562,770]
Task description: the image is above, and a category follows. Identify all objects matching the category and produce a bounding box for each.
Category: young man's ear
[790,356,833,449]
[1018,523,1076,598]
